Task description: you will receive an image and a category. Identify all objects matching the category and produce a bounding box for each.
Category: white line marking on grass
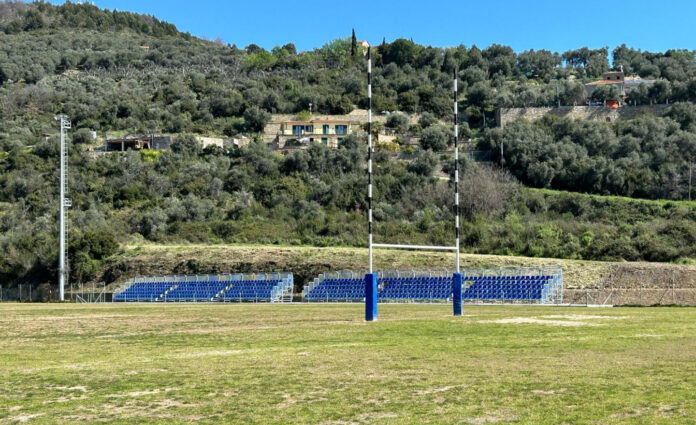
[479,317,601,327]
[540,314,628,320]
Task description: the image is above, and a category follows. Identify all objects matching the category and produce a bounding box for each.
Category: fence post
[453,273,463,316]
[365,273,377,321]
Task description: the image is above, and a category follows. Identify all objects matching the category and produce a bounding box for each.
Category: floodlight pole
[57,115,71,302]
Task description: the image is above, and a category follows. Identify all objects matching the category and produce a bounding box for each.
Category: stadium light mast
[56,115,71,302]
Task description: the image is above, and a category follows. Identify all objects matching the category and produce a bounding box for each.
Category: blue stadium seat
[305,272,557,303]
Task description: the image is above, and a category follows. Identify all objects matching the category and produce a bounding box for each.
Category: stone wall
[497,105,670,128]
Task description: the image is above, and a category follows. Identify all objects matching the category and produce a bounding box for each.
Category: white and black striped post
[365,47,377,321]
[453,69,463,316]
[367,47,373,275]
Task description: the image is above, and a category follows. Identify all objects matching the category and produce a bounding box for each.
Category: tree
[559,80,587,105]
[243,106,270,133]
[171,134,201,156]
[383,38,418,66]
[386,112,409,133]
[320,38,350,67]
[245,44,263,54]
[591,84,621,102]
[407,150,437,176]
[420,125,450,151]
[649,80,672,103]
[23,9,44,31]
[351,29,357,57]
[418,112,438,129]
[280,43,296,55]
[667,102,696,131]
[72,128,94,144]
[518,49,556,79]
[586,52,609,77]
[483,44,516,77]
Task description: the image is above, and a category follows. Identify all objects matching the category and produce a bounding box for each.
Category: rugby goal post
[365,47,462,321]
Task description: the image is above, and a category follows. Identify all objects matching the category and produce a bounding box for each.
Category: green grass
[528,187,696,208]
[1,304,695,424]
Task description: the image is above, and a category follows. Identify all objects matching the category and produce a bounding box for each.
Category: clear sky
[48,0,696,54]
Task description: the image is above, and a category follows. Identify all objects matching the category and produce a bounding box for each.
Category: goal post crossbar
[372,243,458,251]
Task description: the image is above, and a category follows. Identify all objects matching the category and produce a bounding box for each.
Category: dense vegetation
[481,104,696,199]
[0,2,695,288]
[2,133,695,286]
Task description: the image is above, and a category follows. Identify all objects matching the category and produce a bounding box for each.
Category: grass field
[1,304,695,424]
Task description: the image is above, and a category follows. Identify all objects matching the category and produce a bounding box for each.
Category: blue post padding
[365,273,378,321]
[453,273,463,316]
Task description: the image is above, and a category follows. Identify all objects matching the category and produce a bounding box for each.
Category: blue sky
[49,0,696,53]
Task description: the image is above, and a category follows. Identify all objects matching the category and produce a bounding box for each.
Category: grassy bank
[104,244,623,291]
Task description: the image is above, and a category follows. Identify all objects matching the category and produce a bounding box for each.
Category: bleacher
[463,275,552,301]
[379,276,451,300]
[165,280,229,301]
[113,273,293,303]
[219,279,285,301]
[112,281,174,302]
[304,268,563,304]
[305,278,364,301]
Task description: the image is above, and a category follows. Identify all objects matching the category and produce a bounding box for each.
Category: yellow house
[277,119,351,148]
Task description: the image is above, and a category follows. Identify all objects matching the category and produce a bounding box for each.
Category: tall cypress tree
[351,28,357,56]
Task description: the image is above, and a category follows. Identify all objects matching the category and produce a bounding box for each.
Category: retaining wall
[497,105,670,128]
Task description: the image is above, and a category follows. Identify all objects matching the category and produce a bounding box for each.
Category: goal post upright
[367,46,373,275]
[365,47,377,321]
[452,68,463,316]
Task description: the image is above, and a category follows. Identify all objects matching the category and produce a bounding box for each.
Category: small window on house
[305,125,313,132]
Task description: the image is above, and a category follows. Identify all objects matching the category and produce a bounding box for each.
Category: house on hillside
[274,119,351,149]
[584,71,655,100]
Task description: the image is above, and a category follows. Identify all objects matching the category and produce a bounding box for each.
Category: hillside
[0,2,695,290]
